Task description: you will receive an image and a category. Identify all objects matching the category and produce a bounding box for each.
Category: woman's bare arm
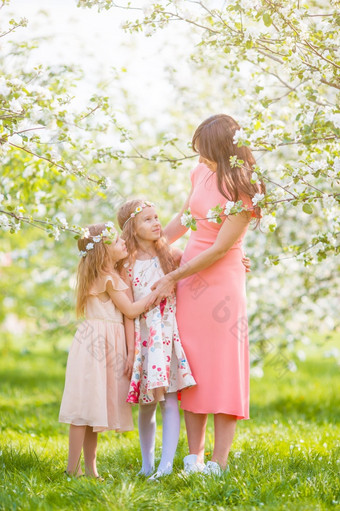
[152,211,252,301]
[163,188,193,244]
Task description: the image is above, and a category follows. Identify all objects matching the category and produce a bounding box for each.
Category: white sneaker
[202,461,229,477]
[183,454,205,474]
[148,462,172,481]
[137,467,154,477]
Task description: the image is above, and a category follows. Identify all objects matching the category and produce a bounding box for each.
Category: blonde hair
[117,199,176,275]
[76,223,115,318]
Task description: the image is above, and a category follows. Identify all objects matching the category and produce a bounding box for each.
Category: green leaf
[263,13,272,27]
[302,203,313,214]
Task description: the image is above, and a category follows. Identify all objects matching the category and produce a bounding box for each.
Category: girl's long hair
[192,114,266,223]
[117,200,176,275]
[76,223,114,318]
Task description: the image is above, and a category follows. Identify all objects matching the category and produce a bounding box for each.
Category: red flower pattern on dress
[126,379,140,403]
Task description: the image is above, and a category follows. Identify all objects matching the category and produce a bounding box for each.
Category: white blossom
[305,111,315,124]
[9,98,22,113]
[326,113,340,129]
[162,132,177,143]
[333,157,340,174]
[206,209,219,223]
[92,235,102,243]
[233,128,246,145]
[86,242,94,250]
[0,142,10,156]
[142,4,153,16]
[55,215,68,228]
[180,211,193,226]
[8,134,22,146]
[147,146,160,158]
[297,350,306,361]
[252,193,265,206]
[50,150,61,161]
[72,160,83,170]
[53,226,60,241]
[250,366,264,378]
[22,166,34,178]
[0,214,10,230]
[0,78,10,97]
[105,221,114,228]
[323,196,337,209]
[81,228,90,238]
[224,201,235,215]
[104,177,112,188]
[288,361,297,372]
[260,215,277,233]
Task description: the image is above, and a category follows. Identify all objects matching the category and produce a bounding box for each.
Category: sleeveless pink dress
[176,163,254,420]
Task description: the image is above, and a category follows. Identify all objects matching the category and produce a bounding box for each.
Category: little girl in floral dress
[117,200,196,480]
[59,223,156,479]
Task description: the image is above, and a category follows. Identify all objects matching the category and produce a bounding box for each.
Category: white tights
[138,392,180,475]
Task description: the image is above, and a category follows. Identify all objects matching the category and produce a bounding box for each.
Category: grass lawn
[0,335,339,511]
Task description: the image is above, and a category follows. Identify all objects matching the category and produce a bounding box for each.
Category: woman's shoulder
[190,162,209,184]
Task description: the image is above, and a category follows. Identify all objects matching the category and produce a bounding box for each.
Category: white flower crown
[78,221,117,257]
[122,201,155,229]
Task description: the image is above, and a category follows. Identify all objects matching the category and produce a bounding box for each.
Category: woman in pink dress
[152,114,265,475]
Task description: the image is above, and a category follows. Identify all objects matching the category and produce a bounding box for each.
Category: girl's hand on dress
[151,275,176,305]
[124,353,134,380]
[242,256,251,273]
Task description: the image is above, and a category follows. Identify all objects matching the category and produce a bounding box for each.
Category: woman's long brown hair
[117,200,177,275]
[76,223,114,318]
[192,114,266,223]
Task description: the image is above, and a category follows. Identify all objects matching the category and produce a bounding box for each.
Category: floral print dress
[126,257,196,405]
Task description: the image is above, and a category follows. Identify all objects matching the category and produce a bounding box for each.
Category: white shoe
[183,454,205,474]
[148,463,172,481]
[202,461,229,477]
[138,467,154,477]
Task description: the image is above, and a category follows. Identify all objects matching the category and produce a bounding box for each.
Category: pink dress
[176,163,255,420]
[59,272,133,432]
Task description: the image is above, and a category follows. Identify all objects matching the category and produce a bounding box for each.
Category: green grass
[0,336,339,511]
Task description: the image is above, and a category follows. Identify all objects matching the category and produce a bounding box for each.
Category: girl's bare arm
[106,281,157,319]
[123,284,136,379]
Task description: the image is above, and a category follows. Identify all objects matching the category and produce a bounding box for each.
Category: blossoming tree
[1,0,339,370]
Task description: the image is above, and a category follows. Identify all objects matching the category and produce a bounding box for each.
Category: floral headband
[78,222,118,257]
[122,201,155,229]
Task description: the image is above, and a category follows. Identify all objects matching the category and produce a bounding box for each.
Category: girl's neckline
[135,256,157,261]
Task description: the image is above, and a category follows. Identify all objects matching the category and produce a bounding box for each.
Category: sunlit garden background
[0,0,339,509]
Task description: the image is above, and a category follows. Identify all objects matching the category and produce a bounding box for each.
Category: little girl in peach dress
[59,222,156,479]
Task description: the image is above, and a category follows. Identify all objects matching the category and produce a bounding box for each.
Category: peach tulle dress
[176,163,256,420]
[59,272,133,432]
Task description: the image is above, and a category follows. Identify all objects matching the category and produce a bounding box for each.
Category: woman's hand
[242,256,251,273]
[151,275,176,305]
[124,353,134,380]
